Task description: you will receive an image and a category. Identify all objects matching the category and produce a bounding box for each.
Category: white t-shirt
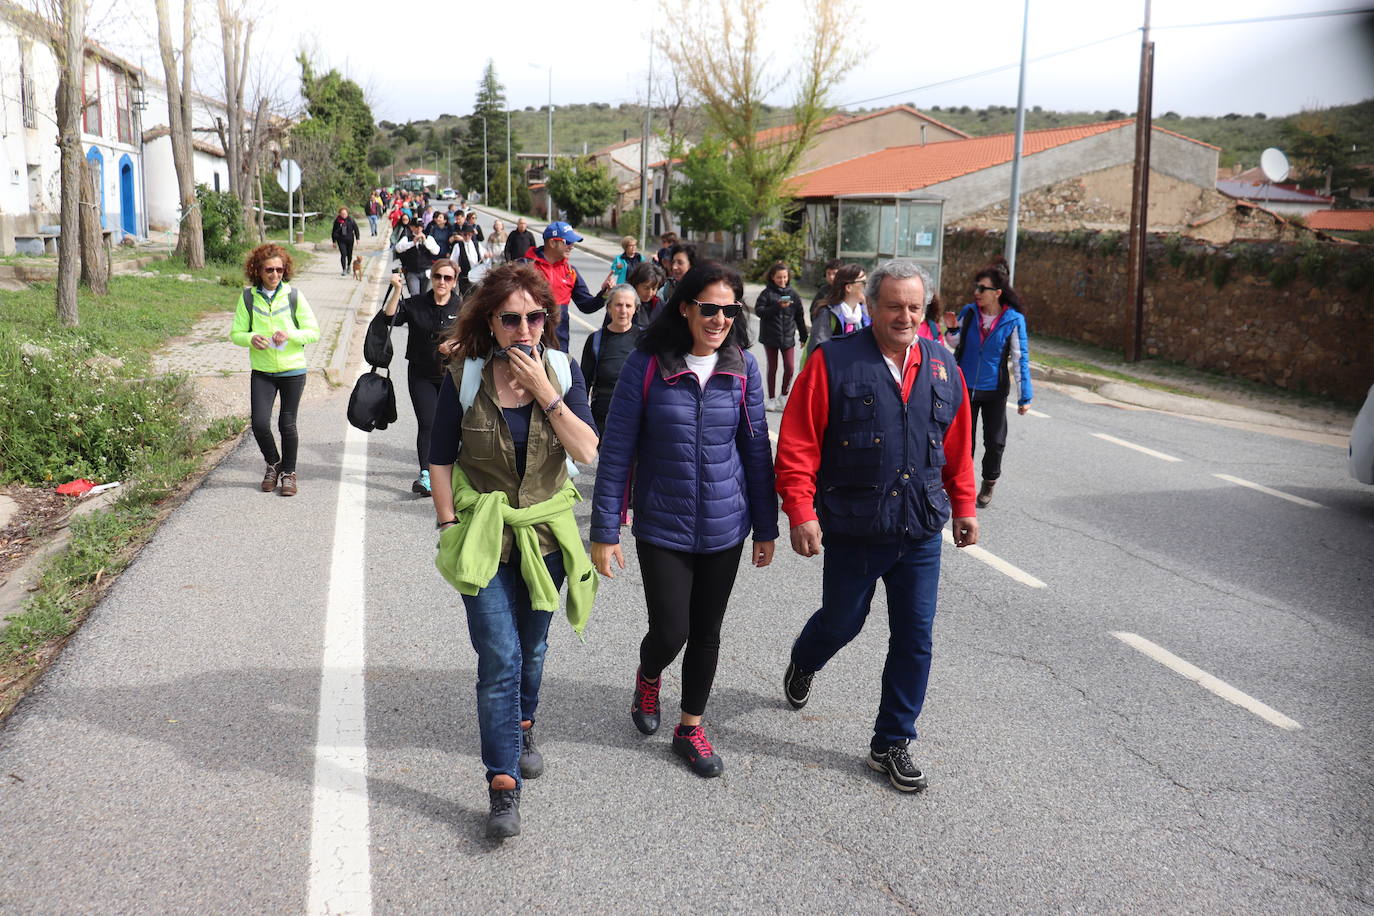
[881,344,913,387]
[684,351,719,389]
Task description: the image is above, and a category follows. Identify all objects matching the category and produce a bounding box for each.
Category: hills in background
[374,99,1373,190]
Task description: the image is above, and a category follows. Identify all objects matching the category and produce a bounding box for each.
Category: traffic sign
[276,159,302,193]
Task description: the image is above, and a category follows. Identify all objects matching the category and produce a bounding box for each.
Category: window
[82,57,101,136]
[115,72,132,143]
[19,42,37,129]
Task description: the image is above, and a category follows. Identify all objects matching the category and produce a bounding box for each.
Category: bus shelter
[835,193,945,289]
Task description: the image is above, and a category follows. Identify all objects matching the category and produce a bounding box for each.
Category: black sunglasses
[433,273,456,282]
[688,300,743,319]
[496,310,548,330]
[974,284,998,294]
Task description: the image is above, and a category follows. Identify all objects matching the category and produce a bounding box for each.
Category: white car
[1351,383,1374,484]
[439,188,458,200]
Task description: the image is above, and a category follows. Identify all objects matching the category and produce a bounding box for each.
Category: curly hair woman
[230,244,320,496]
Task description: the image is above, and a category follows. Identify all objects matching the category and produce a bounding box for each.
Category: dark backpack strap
[954,304,974,364]
[591,328,603,360]
[243,288,253,332]
[288,289,300,329]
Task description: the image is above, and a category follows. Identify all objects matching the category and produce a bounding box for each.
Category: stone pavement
[150,231,390,380]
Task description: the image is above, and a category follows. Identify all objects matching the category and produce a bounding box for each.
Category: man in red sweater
[774,258,978,793]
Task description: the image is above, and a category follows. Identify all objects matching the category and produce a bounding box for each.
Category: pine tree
[456,61,514,198]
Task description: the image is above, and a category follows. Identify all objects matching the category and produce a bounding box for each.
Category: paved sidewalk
[151,232,390,380]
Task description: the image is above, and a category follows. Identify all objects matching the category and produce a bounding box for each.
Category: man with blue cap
[521,221,607,351]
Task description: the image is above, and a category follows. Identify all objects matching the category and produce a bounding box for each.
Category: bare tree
[78,147,110,293]
[214,0,251,219]
[154,0,205,267]
[656,0,861,253]
[651,67,698,238]
[51,0,86,324]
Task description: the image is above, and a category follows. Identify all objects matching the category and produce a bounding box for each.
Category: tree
[286,55,375,214]
[154,0,205,268]
[544,157,617,227]
[52,0,85,323]
[456,61,510,195]
[666,138,751,236]
[655,0,861,254]
[1281,113,1363,197]
[78,150,109,293]
[651,67,699,237]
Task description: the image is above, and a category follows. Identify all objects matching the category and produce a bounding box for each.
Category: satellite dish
[1260,148,1290,184]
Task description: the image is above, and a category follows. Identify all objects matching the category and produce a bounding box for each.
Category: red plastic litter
[55,479,96,496]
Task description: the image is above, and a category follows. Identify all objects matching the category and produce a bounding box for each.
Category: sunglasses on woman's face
[262,266,284,274]
[974,284,998,294]
[495,310,548,330]
[433,273,456,282]
[688,300,743,319]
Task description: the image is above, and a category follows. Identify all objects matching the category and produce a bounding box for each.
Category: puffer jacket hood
[590,345,778,552]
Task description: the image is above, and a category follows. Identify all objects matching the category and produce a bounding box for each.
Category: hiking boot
[519,724,544,780]
[279,472,298,497]
[976,479,996,508]
[783,659,815,710]
[412,469,431,496]
[868,742,928,793]
[261,461,281,492]
[486,786,521,839]
[672,724,724,778]
[631,667,661,735]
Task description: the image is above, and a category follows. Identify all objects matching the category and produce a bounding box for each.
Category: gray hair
[867,259,934,308]
[607,283,639,306]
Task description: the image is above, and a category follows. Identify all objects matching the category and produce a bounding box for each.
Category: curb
[325,244,389,387]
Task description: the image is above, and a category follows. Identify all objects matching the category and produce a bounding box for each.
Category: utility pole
[640,30,653,251]
[483,116,488,205]
[1125,0,1154,362]
[546,66,554,220]
[1004,0,1030,283]
[506,109,512,212]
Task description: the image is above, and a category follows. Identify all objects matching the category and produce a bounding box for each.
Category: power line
[1153,6,1373,30]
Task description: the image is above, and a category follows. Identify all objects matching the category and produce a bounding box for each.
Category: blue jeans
[462,548,565,785]
[791,532,942,751]
[367,214,378,235]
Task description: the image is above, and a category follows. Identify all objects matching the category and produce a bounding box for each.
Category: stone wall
[939,229,1374,403]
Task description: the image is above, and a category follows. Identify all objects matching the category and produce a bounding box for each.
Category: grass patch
[1033,352,1203,398]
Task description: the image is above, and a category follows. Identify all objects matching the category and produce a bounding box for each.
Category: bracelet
[542,396,563,414]
[436,519,457,530]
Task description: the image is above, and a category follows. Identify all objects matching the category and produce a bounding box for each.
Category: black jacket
[372,291,460,380]
[428,224,455,258]
[332,217,360,246]
[505,230,537,263]
[754,283,808,349]
[579,325,642,432]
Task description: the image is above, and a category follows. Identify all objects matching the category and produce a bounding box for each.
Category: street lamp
[482,115,488,206]
[506,109,512,212]
[528,62,554,220]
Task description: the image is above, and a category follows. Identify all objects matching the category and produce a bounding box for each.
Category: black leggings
[408,370,442,471]
[636,540,745,717]
[250,371,307,472]
[969,395,1008,481]
[339,241,354,274]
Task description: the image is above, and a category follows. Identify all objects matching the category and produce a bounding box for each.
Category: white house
[137,77,243,233]
[0,2,147,254]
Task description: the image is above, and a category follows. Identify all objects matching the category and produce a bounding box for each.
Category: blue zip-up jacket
[590,345,779,552]
[954,303,1033,405]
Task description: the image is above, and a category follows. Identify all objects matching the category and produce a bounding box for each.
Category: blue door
[119,155,137,236]
[85,147,106,229]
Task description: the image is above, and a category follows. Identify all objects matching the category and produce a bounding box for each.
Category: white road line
[1091,432,1182,463]
[1213,473,1324,509]
[1112,631,1301,731]
[570,311,599,333]
[1025,408,1051,418]
[308,418,372,916]
[942,529,1048,588]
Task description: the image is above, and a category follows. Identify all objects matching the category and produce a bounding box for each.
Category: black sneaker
[631,667,661,735]
[783,659,815,710]
[672,724,724,778]
[867,742,928,792]
[519,725,544,780]
[486,786,521,839]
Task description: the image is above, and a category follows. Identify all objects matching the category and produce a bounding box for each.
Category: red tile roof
[754,104,973,147]
[1307,209,1374,232]
[788,120,1137,198]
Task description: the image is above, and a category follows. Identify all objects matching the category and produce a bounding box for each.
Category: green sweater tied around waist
[435,466,597,637]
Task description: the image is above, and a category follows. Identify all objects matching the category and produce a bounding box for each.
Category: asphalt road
[0,218,1371,914]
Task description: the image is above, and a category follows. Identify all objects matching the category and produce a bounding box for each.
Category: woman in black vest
[378,257,464,496]
[394,221,438,296]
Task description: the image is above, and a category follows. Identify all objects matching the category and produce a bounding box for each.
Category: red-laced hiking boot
[631,667,660,735]
[673,724,724,778]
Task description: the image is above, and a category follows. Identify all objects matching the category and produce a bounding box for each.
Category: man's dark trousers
[791,531,942,751]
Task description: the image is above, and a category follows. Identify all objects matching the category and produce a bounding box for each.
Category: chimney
[920,125,927,147]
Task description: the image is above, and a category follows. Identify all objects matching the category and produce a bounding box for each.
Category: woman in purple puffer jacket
[590,262,778,780]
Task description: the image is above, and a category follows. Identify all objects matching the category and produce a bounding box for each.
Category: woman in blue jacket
[951,257,1033,508]
[590,262,778,779]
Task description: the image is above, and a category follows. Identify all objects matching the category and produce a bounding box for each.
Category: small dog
[351,256,364,281]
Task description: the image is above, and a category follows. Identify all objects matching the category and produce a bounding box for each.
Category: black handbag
[347,367,397,432]
[364,298,400,368]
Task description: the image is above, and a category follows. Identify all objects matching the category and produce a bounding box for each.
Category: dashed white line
[1091,432,1182,463]
[1213,473,1323,509]
[1112,631,1301,731]
[1025,408,1051,418]
[307,416,372,916]
[942,529,1047,588]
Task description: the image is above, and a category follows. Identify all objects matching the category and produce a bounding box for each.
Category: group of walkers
[227,208,1035,842]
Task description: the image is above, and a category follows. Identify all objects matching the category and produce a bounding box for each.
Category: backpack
[346,367,397,432]
[458,349,580,478]
[243,287,300,333]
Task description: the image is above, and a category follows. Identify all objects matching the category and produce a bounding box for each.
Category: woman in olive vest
[429,262,600,841]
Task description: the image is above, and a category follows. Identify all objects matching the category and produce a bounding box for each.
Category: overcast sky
[91,0,1374,126]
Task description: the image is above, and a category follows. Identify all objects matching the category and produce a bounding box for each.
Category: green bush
[197,185,247,264]
[0,331,188,485]
[748,227,807,282]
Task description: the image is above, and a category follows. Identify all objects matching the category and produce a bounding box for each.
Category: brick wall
[939,229,1374,403]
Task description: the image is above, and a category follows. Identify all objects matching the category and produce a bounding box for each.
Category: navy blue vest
[817,329,959,541]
